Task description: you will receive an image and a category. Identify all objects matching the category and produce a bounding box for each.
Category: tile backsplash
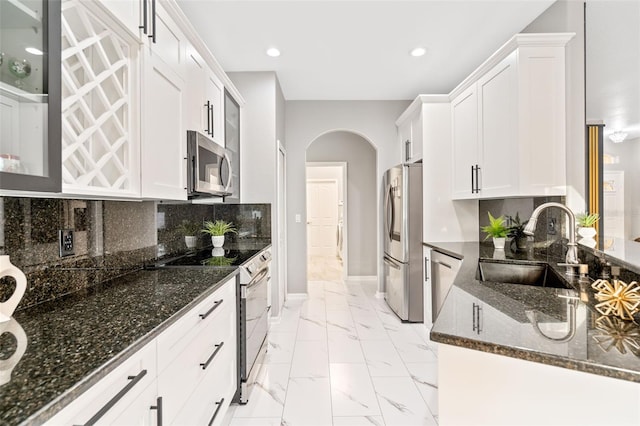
[0,197,271,310]
[479,196,566,258]
[156,203,271,257]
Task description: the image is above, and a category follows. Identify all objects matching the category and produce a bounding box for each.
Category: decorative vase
[184,236,198,249]
[578,227,597,239]
[0,255,27,323]
[493,237,506,250]
[211,235,225,248]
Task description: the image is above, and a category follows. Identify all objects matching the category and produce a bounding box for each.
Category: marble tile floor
[225,278,439,426]
[307,255,344,282]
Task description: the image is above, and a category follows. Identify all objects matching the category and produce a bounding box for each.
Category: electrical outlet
[59,229,75,257]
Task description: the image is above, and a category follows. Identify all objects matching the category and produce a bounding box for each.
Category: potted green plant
[176,220,200,249]
[201,220,237,248]
[507,212,530,251]
[481,212,509,249]
[576,212,600,239]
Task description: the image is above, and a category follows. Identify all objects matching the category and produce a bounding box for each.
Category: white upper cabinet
[59,0,242,200]
[450,33,574,200]
[451,85,479,199]
[396,106,422,163]
[185,44,224,147]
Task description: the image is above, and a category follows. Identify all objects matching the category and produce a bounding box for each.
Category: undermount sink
[476,260,569,289]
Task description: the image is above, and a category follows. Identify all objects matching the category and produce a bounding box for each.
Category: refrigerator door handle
[383,255,402,270]
[384,185,394,241]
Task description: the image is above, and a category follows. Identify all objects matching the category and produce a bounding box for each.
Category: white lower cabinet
[157,277,237,424]
[46,341,157,425]
[47,276,237,425]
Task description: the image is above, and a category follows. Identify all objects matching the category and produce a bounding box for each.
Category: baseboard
[286,293,308,300]
[375,291,386,299]
[346,275,377,282]
[269,312,282,325]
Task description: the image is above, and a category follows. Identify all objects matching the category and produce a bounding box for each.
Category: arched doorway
[305,131,377,288]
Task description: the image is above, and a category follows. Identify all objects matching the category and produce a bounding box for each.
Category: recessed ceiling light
[609,130,628,144]
[25,47,43,56]
[266,48,280,57]
[410,47,426,57]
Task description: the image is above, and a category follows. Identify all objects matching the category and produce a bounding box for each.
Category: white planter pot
[577,227,597,239]
[211,235,225,248]
[493,237,506,250]
[184,236,198,249]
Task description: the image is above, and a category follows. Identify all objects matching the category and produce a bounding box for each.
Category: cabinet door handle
[210,102,215,139]
[199,299,223,320]
[405,139,411,162]
[424,257,429,281]
[148,0,156,43]
[150,396,163,426]
[207,398,225,426]
[471,165,475,193]
[80,370,147,426]
[472,303,482,334]
[139,0,148,34]
[475,165,481,192]
[200,342,224,370]
[205,100,212,135]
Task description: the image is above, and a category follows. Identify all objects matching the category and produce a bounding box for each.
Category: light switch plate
[59,229,75,257]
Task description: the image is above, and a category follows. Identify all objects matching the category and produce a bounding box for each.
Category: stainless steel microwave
[186,130,233,198]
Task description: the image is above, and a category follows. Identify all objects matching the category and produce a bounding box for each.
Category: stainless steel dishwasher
[431,250,462,322]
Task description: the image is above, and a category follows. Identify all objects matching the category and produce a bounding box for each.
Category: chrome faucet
[523,202,579,273]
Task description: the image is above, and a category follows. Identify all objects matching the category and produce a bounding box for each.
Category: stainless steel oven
[235,248,271,404]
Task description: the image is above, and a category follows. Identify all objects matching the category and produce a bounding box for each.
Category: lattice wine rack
[61,0,140,196]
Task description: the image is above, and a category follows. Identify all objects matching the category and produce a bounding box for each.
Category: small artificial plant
[507,212,529,240]
[176,220,200,236]
[201,220,238,237]
[576,212,600,228]
[481,212,508,240]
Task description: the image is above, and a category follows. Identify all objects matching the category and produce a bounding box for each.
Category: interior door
[306,180,339,257]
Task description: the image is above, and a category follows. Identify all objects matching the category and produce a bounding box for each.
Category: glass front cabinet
[0,0,61,192]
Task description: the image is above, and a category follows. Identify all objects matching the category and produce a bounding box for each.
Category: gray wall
[285,100,410,294]
[523,0,586,213]
[307,132,377,276]
[229,71,286,317]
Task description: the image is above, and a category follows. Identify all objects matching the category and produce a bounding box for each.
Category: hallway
[227,276,439,425]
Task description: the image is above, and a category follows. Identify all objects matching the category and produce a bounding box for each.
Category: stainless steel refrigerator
[383,163,423,322]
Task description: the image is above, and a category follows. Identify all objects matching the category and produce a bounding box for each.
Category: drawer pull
[80,370,147,426]
[150,396,163,426]
[199,299,223,320]
[200,342,224,370]
[207,398,225,426]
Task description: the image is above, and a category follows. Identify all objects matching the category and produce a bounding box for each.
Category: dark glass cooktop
[156,248,261,268]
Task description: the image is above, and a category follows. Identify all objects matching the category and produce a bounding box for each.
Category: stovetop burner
[155,248,262,268]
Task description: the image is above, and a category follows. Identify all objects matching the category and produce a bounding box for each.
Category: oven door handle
[247,268,269,290]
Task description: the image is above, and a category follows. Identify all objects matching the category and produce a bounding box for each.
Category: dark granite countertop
[427,241,640,384]
[0,265,242,425]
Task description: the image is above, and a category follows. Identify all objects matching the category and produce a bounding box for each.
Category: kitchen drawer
[157,296,236,424]
[157,276,236,372]
[171,337,236,426]
[46,340,157,425]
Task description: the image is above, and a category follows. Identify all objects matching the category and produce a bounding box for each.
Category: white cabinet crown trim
[395,94,449,126]
[449,32,575,101]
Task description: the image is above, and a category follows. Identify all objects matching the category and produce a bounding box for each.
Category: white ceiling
[176,0,555,100]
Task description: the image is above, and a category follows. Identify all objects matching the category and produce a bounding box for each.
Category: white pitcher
[0,255,27,323]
